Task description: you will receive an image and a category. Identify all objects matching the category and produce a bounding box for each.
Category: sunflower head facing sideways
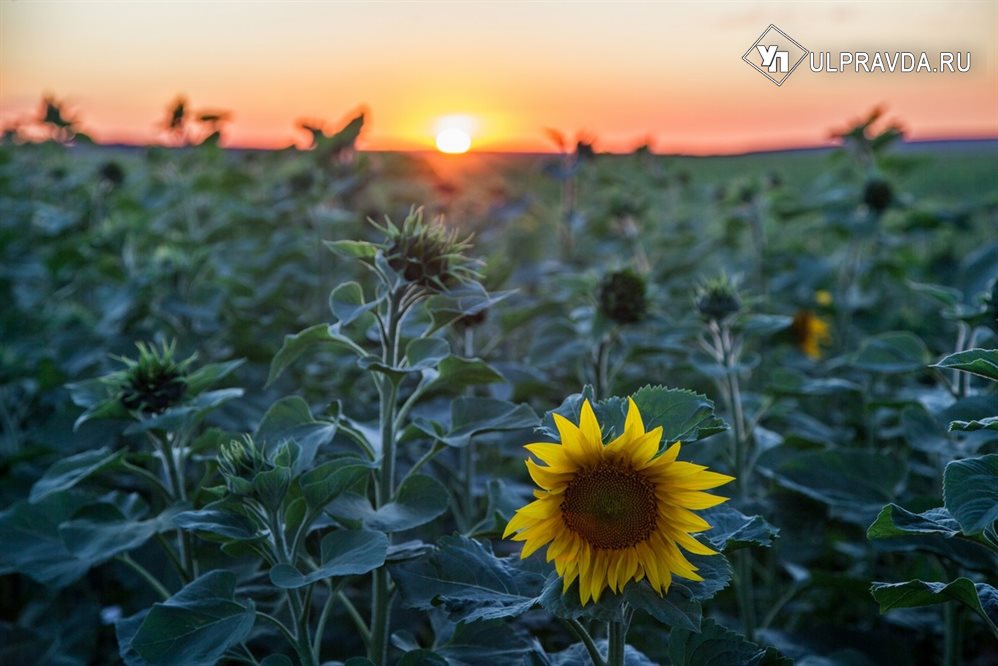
[504,398,733,605]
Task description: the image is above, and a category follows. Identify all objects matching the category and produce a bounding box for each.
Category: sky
[1,1,996,154]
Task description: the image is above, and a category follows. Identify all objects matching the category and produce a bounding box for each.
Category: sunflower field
[1,108,997,666]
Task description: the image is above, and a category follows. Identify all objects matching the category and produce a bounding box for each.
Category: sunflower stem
[563,619,605,666]
[607,619,626,666]
[460,325,477,527]
[370,287,403,666]
[594,335,611,401]
[943,602,963,666]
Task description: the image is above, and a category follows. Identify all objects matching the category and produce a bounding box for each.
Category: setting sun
[435,127,471,154]
[434,115,476,153]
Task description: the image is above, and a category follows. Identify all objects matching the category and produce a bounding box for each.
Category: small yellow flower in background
[503,398,733,605]
[815,290,833,307]
[792,309,832,359]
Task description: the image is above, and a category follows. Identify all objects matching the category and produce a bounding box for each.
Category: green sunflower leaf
[128,570,255,666]
[870,579,998,638]
[932,348,998,382]
[390,536,546,623]
[668,618,791,665]
[943,454,998,536]
[269,530,387,588]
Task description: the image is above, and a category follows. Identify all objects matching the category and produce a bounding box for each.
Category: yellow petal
[671,490,729,510]
[668,470,736,491]
[526,459,570,490]
[624,397,645,437]
[524,443,571,469]
[553,412,590,466]
[672,530,718,556]
[577,400,604,459]
[628,428,663,467]
[502,510,535,538]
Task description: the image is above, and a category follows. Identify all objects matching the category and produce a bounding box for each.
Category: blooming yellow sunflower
[503,398,733,605]
[792,309,831,359]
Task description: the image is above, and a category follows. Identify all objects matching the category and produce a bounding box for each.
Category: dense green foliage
[1,110,996,665]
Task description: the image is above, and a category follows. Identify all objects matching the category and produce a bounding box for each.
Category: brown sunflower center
[560,461,658,550]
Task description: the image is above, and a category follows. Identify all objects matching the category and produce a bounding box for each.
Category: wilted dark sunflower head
[117,341,192,414]
[378,208,477,291]
[863,177,893,215]
[599,269,648,324]
[695,274,742,322]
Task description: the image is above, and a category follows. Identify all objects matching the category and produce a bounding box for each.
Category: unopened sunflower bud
[599,269,648,325]
[695,275,742,322]
[379,208,477,291]
[118,341,191,414]
[863,178,893,215]
[218,435,266,495]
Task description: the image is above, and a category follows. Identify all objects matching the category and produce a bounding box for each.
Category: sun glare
[434,115,476,154]
[436,127,471,154]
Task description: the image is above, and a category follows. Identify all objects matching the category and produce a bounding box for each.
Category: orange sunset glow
[2,1,996,153]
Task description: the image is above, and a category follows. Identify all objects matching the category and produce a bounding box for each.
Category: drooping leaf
[270,530,387,588]
[870,579,998,637]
